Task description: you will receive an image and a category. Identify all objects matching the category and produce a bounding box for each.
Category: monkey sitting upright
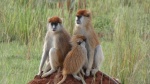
[73,9,104,76]
[57,35,87,84]
[37,16,71,78]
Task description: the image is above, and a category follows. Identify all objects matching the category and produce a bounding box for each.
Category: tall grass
[0,0,150,84]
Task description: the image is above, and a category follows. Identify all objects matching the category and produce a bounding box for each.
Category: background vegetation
[0,0,150,84]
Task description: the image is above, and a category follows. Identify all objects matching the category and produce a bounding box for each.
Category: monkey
[37,16,71,78]
[73,9,104,76]
[57,35,87,84]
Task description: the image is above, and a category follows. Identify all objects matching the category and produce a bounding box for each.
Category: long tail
[57,74,67,84]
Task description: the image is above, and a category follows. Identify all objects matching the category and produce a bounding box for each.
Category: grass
[0,0,150,84]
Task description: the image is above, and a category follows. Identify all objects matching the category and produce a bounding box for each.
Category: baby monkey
[57,35,87,84]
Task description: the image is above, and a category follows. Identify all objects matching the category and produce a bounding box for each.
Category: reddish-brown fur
[55,31,71,66]
[38,16,72,78]
[63,35,86,74]
[73,9,102,76]
[48,16,62,23]
[76,9,90,17]
[48,16,71,66]
[74,9,100,48]
[57,35,87,84]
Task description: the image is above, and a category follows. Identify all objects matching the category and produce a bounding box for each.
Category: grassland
[0,0,150,84]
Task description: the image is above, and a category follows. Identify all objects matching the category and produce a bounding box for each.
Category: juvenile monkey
[73,9,104,76]
[57,35,87,84]
[38,16,71,77]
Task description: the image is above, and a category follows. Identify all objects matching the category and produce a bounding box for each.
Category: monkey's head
[47,16,63,32]
[71,35,86,46]
[75,9,91,26]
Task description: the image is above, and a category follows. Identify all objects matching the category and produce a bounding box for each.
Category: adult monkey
[73,9,104,76]
[37,16,71,77]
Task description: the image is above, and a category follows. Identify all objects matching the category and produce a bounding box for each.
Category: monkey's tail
[57,72,67,84]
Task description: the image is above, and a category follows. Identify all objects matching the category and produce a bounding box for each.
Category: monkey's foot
[42,69,56,78]
[85,69,90,76]
[73,74,81,80]
[81,69,85,75]
[91,69,98,76]
[37,71,43,76]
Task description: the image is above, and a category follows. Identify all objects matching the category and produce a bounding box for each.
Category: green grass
[0,0,150,84]
[0,42,42,83]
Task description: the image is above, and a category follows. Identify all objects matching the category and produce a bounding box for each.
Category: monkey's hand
[91,69,98,76]
[85,69,90,76]
[41,73,48,78]
[37,71,43,76]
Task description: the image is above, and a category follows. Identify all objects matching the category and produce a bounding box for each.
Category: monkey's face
[77,38,86,45]
[75,15,90,26]
[71,35,86,46]
[75,9,91,26]
[48,16,63,32]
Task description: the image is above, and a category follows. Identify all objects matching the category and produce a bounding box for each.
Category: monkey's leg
[38,36,51,75]
[81,68,85,75]
[43,60,51,73]
[83,49,88,76]
[72,74,81,80]
[91,45,104,75]
[86,47,94,76]
[38,50,49,75]
[42,48,58,78]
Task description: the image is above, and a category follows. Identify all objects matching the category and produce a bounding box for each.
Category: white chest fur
[52,36,56,48]
[76,26,86,35]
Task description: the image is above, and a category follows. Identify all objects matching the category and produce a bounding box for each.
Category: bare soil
[28,71,120,84]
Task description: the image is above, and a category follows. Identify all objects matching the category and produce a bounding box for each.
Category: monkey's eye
[85,14,90,17]
[76,15,82,19]
[54,23,58,25]
[51,23,58,26]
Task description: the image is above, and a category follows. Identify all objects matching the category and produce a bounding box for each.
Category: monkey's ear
[47,23,51,31]
[86,13,90,17]
[47,17,52,23]
[81,36,86,41]
[60,18,63,22]
[83,38,86,42]
[86,11,91,17]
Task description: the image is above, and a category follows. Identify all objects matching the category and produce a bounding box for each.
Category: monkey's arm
[86,45,94,76]
[91,45,104,75]
[38,32,51,75]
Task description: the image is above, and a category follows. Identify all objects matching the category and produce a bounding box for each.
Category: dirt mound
[28,71,120,84]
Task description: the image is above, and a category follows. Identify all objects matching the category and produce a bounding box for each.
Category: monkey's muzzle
[52,28,56,31]
[76,20,81,24]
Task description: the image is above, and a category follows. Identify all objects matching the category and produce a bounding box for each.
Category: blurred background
[0,0,150,84]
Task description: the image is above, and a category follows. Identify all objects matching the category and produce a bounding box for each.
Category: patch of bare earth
[28,71,120,84]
